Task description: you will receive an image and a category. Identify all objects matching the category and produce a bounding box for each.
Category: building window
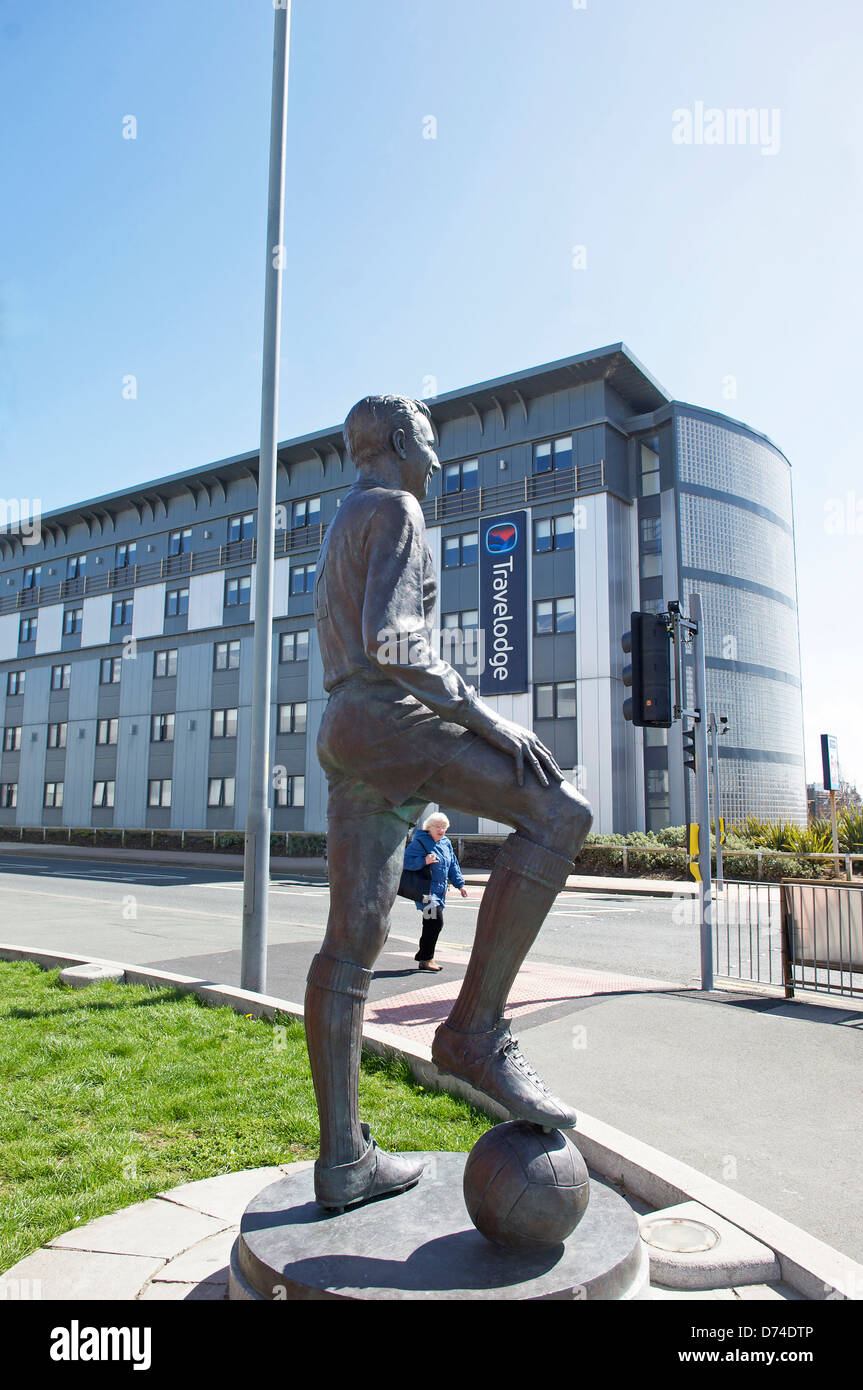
[93,780,115,808]
[0,783,17,809]
[111,598,133,627]
[275,774,305,808]
[443,532,479,568]
[292,497,321,529]
[208,777,235,808]
[23,566,41,589]
[534,682,577,720]
[7,671,25,695]
[534,436,573,475]
[67,554,86,580]
[44,782,64,808]
[214,640,240,670]
[642,596,666,616]
[47,722,67,749]
[211,708,238,739]
[278,702,307,735]
[19,617,37,643]
[290,563,316,595]
[115,542,136,569]
[443,459,478,495]
[154,649,178,678]
[151,713,175,743]
[639,443,660,497]
[100,657,122,685]
[169,528,192,556]
[279,630,309,663]
[148,779,172,808]
[640,552,662,579]
[640,516,661,546]
[63,608,83,635]
[165,587,189,617]
[51,664,72,691]
[441,609,479,631]
[225,575,251,607]
[96,718,119,745]
[3,727,21,752]
[534,514,575,553]
[227,513,255,544]
[534,596,575,635]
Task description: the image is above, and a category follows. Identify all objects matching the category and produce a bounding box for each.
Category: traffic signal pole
[689,594,714,992]
[622,596,714,991]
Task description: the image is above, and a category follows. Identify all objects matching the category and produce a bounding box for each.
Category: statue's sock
[446,834,573,1035]
[305,953,372,1167]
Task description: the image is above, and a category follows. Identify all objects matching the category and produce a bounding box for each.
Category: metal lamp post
[241,1,291,994]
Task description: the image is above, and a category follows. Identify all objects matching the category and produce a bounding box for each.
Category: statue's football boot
[313,1123,425,1212]
[432,1018,577,1130]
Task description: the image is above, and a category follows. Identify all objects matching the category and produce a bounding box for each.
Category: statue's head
[344,395,440,500]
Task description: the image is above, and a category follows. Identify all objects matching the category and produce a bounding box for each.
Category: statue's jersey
[314,479,476,722]
[313,479,479,808]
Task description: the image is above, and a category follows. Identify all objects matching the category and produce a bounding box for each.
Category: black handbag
[397,863,432,902]
[397,833,434,902]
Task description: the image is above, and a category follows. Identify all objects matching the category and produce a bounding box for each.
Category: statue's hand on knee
[468,709,564,788]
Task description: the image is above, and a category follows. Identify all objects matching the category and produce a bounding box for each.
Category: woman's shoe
[417,959,443,972]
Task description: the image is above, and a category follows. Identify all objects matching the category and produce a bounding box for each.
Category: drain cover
[640,1217,720,1254]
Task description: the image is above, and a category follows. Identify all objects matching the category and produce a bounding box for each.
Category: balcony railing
[420,460,604,524]
[0,524,325,616]
[0,462,605,617]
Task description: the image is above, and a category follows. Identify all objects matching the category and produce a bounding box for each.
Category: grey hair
[422,812,450,832]
[343,395,432,471]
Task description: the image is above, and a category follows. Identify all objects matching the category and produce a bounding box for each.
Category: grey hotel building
[0,344,807,838]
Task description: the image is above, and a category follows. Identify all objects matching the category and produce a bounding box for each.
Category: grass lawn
[0,959,492,1272]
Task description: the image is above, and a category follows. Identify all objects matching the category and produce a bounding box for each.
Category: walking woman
[403,812,468,971]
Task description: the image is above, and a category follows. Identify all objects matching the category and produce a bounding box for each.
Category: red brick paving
[366,951,676,1047]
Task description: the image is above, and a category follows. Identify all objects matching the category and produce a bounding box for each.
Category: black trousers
[414,904,444,962]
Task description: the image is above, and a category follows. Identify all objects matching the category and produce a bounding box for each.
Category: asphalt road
[0,853,703,986]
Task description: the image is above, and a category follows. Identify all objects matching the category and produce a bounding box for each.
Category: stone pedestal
[230,1153,649,1301]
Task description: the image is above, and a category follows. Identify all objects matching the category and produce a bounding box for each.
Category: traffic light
[682,724,697,772]
[621,612,672,728]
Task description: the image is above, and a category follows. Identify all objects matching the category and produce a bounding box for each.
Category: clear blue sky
[1,0,861,793]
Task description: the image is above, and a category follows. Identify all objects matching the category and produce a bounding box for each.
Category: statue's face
[395,412,441,501]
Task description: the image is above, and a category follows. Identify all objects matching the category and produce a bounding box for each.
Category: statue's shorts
[317,675,479,824]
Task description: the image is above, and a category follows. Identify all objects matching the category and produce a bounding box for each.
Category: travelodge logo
[485,521,518,554]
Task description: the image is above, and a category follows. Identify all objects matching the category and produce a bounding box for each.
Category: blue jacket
[403,830,465,912]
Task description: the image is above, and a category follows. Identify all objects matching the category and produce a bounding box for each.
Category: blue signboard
[479,510,528,696]
[821,733,839,791]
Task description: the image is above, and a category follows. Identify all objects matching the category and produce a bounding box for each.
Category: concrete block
[150,1227,237,1285]
[640,1201,780,1290]
[157,1165,306,1222]
[48,1198,229,1259]
[0,1248,164,1301]
[58,963,125,988]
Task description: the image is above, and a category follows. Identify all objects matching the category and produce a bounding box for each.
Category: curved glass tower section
[674,407,806,825]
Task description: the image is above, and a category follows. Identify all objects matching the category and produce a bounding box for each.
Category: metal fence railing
[782,881,863,999]
[712,881,785,989]
[708,879,863,999]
